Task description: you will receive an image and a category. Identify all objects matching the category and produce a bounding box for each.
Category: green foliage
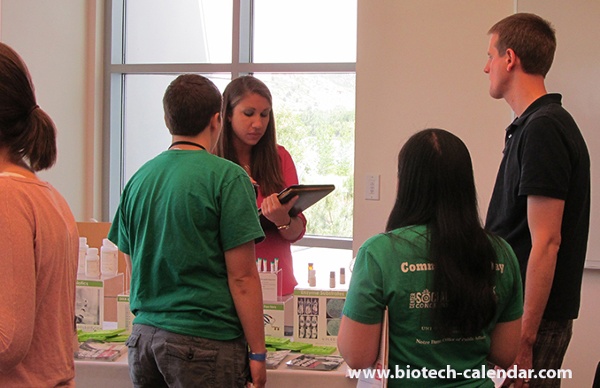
[258,73,355,238]
[275,100,354,238]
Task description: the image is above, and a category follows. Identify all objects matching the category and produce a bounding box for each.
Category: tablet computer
[258,184,335,226]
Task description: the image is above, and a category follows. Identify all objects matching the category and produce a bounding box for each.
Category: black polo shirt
[485,93,590,320]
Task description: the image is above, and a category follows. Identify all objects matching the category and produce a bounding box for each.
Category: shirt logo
[409,289,447,309]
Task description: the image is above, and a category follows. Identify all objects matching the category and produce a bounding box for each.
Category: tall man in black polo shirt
[483,13,590,388]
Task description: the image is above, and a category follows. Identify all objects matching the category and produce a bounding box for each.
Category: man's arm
[225,241,266,388]
[123,254,132,291]
[513,195,564,387]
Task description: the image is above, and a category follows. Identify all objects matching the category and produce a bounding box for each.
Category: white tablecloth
[75,352,358,388]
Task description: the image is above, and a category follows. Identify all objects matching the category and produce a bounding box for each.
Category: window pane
[254,73,355,238]
[124,0,232,64]
[123,74,231,182]
[111,1,357,245]
[253,0,357,63]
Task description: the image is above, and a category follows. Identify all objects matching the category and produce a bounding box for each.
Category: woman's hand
[260,194,299,227]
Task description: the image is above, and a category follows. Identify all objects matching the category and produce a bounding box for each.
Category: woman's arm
[272,145,306,241]
[0,199,36,371]
[488,318,522,368]
[337,315,382,369]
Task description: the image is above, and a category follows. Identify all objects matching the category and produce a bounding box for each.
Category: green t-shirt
[343,225,523,388]
[108,150,265,340]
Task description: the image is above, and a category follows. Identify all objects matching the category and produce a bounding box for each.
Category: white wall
[1,0,598,385]
[353,0,512,249]
[564,270,600,386]
[0,0,104,221]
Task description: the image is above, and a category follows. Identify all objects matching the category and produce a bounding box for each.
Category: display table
[75,351,357,388]
[75,354,131,388]
[76,247,357,387]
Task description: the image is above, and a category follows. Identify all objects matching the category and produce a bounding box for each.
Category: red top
[255,145,306,296]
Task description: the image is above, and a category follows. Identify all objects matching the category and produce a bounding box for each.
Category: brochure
[286,354,345,371]
[75,340,127,362]
[266,350,291,369]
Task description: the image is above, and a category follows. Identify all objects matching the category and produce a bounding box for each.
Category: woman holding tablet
[216,75,306,296]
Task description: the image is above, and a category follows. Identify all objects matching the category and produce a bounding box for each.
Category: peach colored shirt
[0,173,78,387]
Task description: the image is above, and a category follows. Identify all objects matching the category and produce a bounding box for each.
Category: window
[106,0,356,248]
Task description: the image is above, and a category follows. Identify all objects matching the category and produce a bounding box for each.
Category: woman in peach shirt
[0,42,78,387]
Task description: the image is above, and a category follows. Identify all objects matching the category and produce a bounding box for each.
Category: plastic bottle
[308,269,316,287]
[101,238,119,277]
[78,237,88,275]
[85,247,100,278]
[330,271,336,288]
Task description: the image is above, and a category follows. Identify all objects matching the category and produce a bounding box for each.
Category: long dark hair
[215,75,285,196]
[0,42,57,171]
[386,128,497,337]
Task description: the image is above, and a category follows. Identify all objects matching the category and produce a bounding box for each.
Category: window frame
[103,0,355,249]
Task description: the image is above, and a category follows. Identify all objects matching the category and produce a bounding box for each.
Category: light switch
[365,174,380,200]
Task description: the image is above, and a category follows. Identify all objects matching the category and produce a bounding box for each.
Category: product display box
[293,288,347,346]
[259,269,282,300]
[116,293,136,334]
[263,295,293,337]
[76,273,124,330]
[77,222,129,284]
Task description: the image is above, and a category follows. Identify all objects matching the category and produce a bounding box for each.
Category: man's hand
[248,359,266,388]
[505,342,533,387]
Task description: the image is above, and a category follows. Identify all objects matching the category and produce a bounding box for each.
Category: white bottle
[101,238,119,277]
[78,237,88,275]
[308,269,317,287]
[85,247,100,278]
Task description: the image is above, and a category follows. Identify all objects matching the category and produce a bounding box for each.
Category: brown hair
[163,74,222,136]
[489,13,556,77]
[215,75,284,196]
[0,43,57,171]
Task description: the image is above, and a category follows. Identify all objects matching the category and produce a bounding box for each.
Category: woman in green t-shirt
[338,128,523,387]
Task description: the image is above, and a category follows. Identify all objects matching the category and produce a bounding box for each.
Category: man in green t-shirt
[109,74,266,388]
